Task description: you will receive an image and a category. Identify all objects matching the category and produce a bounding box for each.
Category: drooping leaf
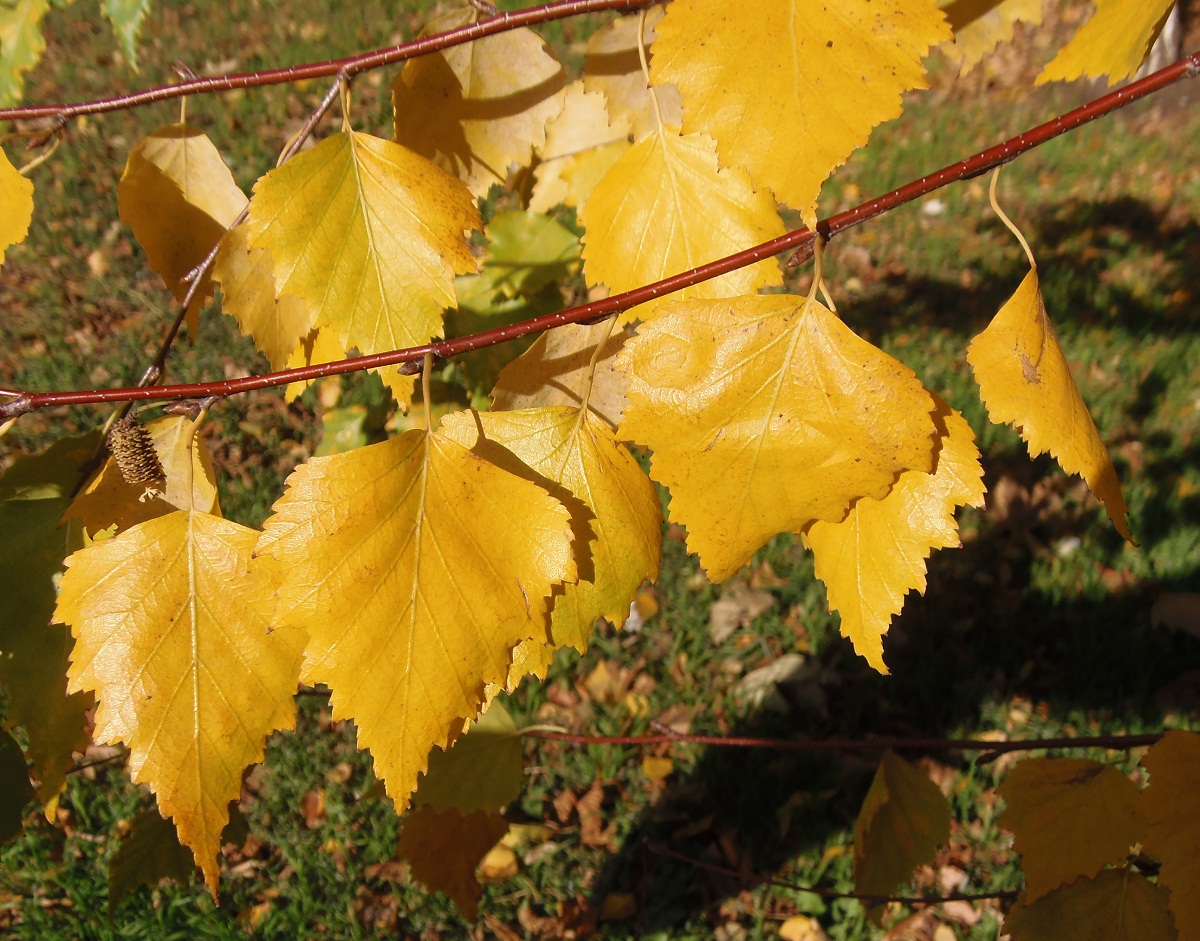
[117,124,248,335]
[255,429,575,812]
[246,131,479,407]
[0,145,33,262]
[56,510,306,895]
[581,128,784,322]
[617,294,937,582]
[108,809,198,913]
[940,0,1044,75]
[393,5,566,197]
[441,405,662,658]
[967,269,1133,542]
[1037,0,1177,86]
[491,320,630,430]
[0,727,34,843]
[1005,869,1175,941]
[854,750,951,915]
[0,0,49,107]
[651,0,950,227]
[804,396,985,673]
[101,0,151,70]
[414,703,522,815]
[395,806,509,920]
[1140,730,1200,940]
[998,758,1141,903]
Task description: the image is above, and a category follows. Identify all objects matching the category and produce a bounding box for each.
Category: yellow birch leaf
[1005,869,1175,941]
[940,0,1044,75]
[117,124,248,335]
[998,758,1141,903]
[530,82,632,214]
[967,269,1132,542]
[1037,0,1177,86]
[254,429,575,812]
[65,416,219,535]
[414,702,522,815]
[0,145,33,263]
[283,327,345,403]
[393,6,566,198]
[617,294,937,582]
[213,223,312,371]
[441,406,662,659]
[804,396,984,674]
[854,750,951,914]
[651,0,950,228]
[1139,730,1200,940]
[491,321,630,431]
[581,128,784,322]
[246,131,479,408]
[55,510,306,896]
[395,806,508,920]
[582,7,683,143]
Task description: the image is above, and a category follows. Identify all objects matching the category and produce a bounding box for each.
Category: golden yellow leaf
[651,0,950,227]
[583,7,682,142]
[617,294,937,582]
[491,321,630,431]
[1005,869,1175,941]
[65,416,219,535]
[395,806,508,920]
[414,703,522,815]
[117,124,247,334]
[213,223,312,371]
[55,510,306,895]
[804,396,985,673]
[0,145,33,264]
[283,327,345,403]
[441,406,662,661]
[941,0,1044,75]
[255,429,575,811]
[1037,0,1177,86]
[1139,730,1200,940]
[246,131,479,408]
[854,750,951,914]
[530,82,632,214]
[967,269,1132,542]
[581,128,784,322]
[998,758,1140,903]
[393,6,566,197]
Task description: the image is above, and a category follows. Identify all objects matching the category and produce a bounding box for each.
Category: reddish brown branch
[3,53,1197,418]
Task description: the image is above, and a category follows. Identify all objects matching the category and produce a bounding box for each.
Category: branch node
[0,393,33,420]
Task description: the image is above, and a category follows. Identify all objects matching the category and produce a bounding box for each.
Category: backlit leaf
[414,703,522,815]
[530,82,631,213]
[617,294,937,582]
[0,145,33,263]
[395,806,508,920]
[998,758,1140,902]
[1037,0,1177,86]
[102,0,151,70]
[651,0,950,227]
[804,396,985,673]
[941,0,1044,75]
[1005,869,1175,941]
[967,269,1132,542]
[581,128,784,321]
[255,429,575,812]
[0,0,48,107]
[1140,730,1200,940]
[393,5,566,197]
[108,809,198,913]
[56,510,306,895]
[246,131,479,408]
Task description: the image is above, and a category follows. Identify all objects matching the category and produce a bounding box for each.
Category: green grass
[2,1,1200,938]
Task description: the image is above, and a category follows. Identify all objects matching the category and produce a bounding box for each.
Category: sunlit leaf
[940,0,1043,75]
[102,0,151,70]
[108,809,198,913]
[0,0,49,107]
[651,0,950,227]
[531,82,631,214]
[967,269,1133,542]
[804,396,985,673]
[393,5,566,197]
[617,294,937,582]
[395,806,508,920]
[1037,0,1177,86]
[462,210,580,303]
[1140,730,1200,940]
[0,145,33,263]
[283,327,346,403]
[1005,869,1175,941]
[414,703,522,815]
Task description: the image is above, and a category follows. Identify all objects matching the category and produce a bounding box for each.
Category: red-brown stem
[3,52,1196,419]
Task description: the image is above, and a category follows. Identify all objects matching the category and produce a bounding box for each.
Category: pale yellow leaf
[967,269,1132,542]
[530,82,632,213]
[0,145,33,263]
[1005,869,1175,941]
[393,6,566,197]
[246,131,479,408]
[804,396,985,673]
[581,128,784,322]
[617,294,937,582]
[491,320,630,430]
[998,758,1140,902]
[395,806,508,920]
[1139,730,1200,940]
[255,429,575,811]
[940,0,1044,75]
[1037,0,1177,86]
[283,327,345,403]
[55,511,306,895]
[652,0,950,227]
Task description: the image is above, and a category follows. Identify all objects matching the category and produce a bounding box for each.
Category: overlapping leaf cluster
[0,0,1178,916]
